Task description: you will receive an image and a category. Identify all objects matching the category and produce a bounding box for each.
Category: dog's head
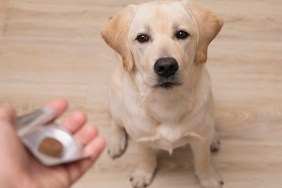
[102,1,223,90]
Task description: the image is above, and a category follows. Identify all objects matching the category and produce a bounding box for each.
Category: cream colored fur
[101,1,223,188]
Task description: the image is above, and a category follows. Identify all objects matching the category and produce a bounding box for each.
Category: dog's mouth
[155,81,181,90]
[159,82,178,89]
[151,75,181,90]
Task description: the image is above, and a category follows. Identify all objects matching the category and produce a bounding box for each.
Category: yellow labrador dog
[102,1,223,188]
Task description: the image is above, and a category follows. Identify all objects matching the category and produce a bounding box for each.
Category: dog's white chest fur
[136,123,202,154]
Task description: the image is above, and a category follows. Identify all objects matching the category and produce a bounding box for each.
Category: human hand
[0,99,105,188]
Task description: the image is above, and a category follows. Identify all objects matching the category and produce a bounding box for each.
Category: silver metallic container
[15,108,87,166]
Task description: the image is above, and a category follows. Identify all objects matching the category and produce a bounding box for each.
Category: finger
[0,105,16,124]
[74,124,98,146]
[66,136,105,183]
[44,98,68,118]
[60,111,87,133]
[84,136,106,160]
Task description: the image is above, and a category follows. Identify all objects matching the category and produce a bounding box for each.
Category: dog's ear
[183,1,223,64]
[101,5,137,71]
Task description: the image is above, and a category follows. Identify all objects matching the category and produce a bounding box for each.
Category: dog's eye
[175,30,189,40]
[136,34,150,43]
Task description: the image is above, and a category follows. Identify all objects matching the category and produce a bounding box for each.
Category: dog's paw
[210,135,221,153]
[130,168,155,188]
[198,172,224,188]
[107,128,127,159]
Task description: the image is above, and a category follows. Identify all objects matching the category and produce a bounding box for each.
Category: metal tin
[16,108,87,166]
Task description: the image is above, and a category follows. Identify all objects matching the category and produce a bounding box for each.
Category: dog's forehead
[131,1,195,32]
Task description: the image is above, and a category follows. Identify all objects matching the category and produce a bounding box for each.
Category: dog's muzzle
[154,57,180,89]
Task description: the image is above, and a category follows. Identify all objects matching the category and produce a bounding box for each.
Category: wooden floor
[1,0,282,187]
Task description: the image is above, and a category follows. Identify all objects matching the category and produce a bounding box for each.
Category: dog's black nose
[154,57,179,78]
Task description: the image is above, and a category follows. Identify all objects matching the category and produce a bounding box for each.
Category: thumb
[0,105,16,124]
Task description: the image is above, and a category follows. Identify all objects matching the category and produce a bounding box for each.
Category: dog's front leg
[107,120,128,159]
[130,144,157,188]
[190,139,223,188]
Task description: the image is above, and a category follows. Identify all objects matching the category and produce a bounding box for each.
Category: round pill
[38,137,63,158]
